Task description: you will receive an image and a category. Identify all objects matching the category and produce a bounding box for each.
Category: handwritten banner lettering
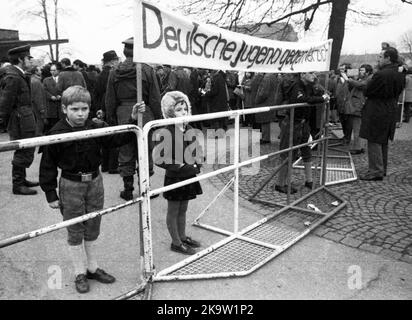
[134,0,332,73]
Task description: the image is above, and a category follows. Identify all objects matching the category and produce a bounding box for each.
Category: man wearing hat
[95,50,120,174]
[0,45,39,195]
[105,37,162,200]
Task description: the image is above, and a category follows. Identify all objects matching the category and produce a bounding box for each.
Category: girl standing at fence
[155,91,203,255]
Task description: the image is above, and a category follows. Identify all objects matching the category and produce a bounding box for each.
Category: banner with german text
[133,0,332,73]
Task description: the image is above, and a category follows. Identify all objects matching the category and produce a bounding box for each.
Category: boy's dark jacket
[40,118,134,203]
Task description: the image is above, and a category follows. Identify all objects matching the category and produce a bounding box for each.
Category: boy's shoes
[86,268,116,284]
[12,186,37,195]
[108,169,119,174]
[75,274,90,294]
[171,243,196,255]
[274,185,298,194]
[304,181,313,189]
[182,236,201,248]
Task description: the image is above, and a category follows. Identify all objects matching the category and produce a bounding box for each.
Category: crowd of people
[0,39,411,294]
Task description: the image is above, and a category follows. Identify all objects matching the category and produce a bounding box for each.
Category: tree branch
[304,0,320,31]
[262,0,332,28]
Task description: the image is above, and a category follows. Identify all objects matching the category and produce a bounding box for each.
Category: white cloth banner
[134,0,332,73]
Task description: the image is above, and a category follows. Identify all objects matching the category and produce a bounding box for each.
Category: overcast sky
[1,0,411,64]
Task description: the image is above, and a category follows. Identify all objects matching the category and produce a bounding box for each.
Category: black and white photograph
[0,0,411,305]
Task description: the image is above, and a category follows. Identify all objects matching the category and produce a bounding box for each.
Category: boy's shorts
[59,174,104,246]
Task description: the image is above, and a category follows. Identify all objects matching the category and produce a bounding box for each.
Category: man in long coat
[254,73,281,143]
[57,58,87,95]
[43,62,63,132]
[359,47,405,180]
[205,70,229,131]
[30,65,47,135]
[0,45,39,195]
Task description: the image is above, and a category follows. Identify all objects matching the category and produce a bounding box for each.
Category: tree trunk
[41,0,55,61]
[327,0,350,70]
[54,0,59,61]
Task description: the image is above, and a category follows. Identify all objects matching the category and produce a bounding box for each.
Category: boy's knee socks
[69,244,87,276]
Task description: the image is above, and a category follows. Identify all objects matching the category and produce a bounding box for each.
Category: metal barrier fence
[0,124,152,298]
[138,101,342,285]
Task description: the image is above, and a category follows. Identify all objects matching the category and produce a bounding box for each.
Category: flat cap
[8,45,33,58]
[102,50,119,62]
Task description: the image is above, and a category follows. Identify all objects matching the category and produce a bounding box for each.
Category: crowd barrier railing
[140,101,331,282]
[0,124,153,298]
[1,101,331,298]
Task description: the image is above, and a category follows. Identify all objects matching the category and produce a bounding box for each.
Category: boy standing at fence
[39,85,145,294]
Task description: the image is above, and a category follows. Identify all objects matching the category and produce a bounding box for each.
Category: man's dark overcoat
[0,65,36,139]
[360,63,405,144]
[205,70,228,113]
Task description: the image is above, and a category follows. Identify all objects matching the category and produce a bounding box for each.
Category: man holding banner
[105,37,162,201]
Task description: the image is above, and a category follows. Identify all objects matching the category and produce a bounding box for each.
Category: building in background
[0,28,68,61]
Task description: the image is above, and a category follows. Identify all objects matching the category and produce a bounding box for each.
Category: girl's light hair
[61,85,91,107]
[161,91,191,119]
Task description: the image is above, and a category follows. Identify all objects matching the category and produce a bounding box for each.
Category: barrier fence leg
[287,108,295,204]
[137,130,154,283]
[234,114,240,234]
[321,104,330,186]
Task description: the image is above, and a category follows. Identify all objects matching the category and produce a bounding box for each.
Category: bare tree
[178,0,412,70]
[54,0,60,61]
[15,0,64,61]
[400,30,412,59]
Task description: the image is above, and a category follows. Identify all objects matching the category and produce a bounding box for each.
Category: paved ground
[212,121,412,265]
[0,121,411,300]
